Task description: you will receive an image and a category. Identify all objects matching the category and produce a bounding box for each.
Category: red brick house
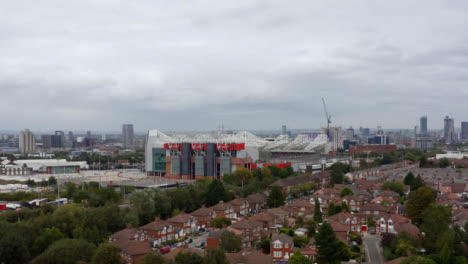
[139,218,177,246]
[341,195,366,212]
[250,211,275,230]
[330,220,349,242]
[118,240,152,264]
[210,201,237,219]
[227,250,274,264]
[327,212,362,232]
[190,205,216,228]
[285,199,314,218]
[206,229,223,250]
[271,233,295,261]
[359,203,390,223]
[300,238,318,261]
[229,198,250,216]
[167,212,198,237]
[246,193,268,212]
[229,219,263,245]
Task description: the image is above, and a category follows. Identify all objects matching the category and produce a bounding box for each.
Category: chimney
[155,217,160,221]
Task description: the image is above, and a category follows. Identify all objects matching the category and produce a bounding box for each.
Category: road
[363,234,384,264]
[188,231,209,249]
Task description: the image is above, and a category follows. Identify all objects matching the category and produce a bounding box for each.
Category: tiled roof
[164,248,204,260]
[328,212,357,224]
[231,219,262,230]
[110,226,138,242]
[210,201,232,211]
[394,222,420,237]
[190,206,215,217]
[168,212,196,224]
[246,193,267,204]
[271,232,293,244]
[118,240,151,256]
[287,199,313,208]
[250,212,274,222]
[329,220,349,232]
[229,198,249,206]
[140,219,171,231]
[227,250,273,264]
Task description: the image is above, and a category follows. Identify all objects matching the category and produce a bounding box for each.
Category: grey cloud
[1,0,468,132]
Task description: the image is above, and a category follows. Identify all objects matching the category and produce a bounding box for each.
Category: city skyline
[1,1,468,131]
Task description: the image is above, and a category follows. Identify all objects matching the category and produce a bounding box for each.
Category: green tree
[341,201,350,213]
[400,256,436,264]
[49,176,57,186]
[31,238,96,264]
[174,252,204,264]
[260,167,272,179]
[306,220,316,237]
[219,231,242,253]
[315,222,341,264]
[0,225,30,264]
[419,156,428,167]
[421,204,452,252]
[92,243,122,264]
[439,243,451,264]
[212,217,232,228]
[382,181,405,196]
[204,248,230,264]
[340,187,353,197]
[314,199,322,223]
[328,202,336,216]
[330,167,344,185]
[141,252,167,264]
[289,250,313,264]
[359,159,368,169]
[406,186,436,225]
[410,175,425,191]
[233,168,253,189]
[32,227,65,257]
[267,186,285,208]
[439,158,450,168]
[403,172,415,186]
[206,180,228,207]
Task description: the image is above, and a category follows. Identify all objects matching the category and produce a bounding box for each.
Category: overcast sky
[1,0,468,133]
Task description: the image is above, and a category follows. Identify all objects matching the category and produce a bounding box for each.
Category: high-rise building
[122,124,134,148]
[462,122,468,141]
[345,127,355,140]
[281,125,287,135]
[54,131,64,149]
[444,116,456,144]
[420,116,428,136]
[86,131,92,138]
[19,129,35,154]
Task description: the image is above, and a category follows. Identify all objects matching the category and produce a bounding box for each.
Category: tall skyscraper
[420,116,428,136]
[281,125,287,135]
[462,122,468,141]
[54,131,64,148]
[444,116,456,144]
[122,124,134,148]
[19,129,35,153]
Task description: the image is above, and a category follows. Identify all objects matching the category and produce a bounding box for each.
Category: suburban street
[188,231,209,249]
[363,234,384,264]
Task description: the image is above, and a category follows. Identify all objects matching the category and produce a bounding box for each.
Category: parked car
[160,247,171,254]
[176,242,185,248]
[195,241,205,248]
[185,238,193,244]
[369,227,376,235]
[198,228,206,233]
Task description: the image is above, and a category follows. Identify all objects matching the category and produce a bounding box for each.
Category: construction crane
[322,98,332,141]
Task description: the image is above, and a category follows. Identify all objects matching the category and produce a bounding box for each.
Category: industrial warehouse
[145,130,349,179]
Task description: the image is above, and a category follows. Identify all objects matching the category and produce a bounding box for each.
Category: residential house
[285,199,314,218]
[118,240,152,264]
[229,219,263,245]
[271,233,295,262]
[300,238,318,261]
[210,201,237,219]
[139,218,176,246]
[359,203,390,223]
[329,220,349,242]
[246,193,268,212]
[327,212,362,232]
[190,205,216,228]
[167,212,198,237]
[229,197,250,216]
[227,250,274,264]
[341,195,366,212]
[250,211,275,230]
